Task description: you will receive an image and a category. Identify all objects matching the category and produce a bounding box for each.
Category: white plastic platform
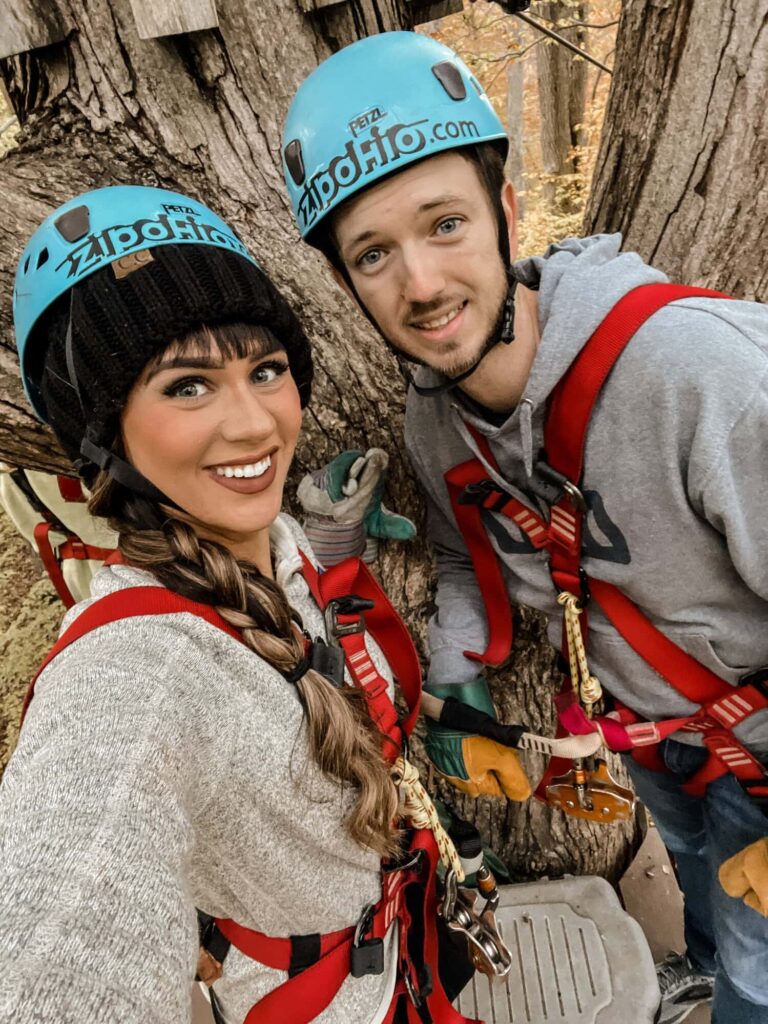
[453,875,660,1023]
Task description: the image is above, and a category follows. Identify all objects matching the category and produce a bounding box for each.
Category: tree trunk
[0,0,636,879]
[585,0,768,299]
[536,1,588,212]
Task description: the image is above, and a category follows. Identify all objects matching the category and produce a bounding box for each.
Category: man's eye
[252,360,289,384]
[358,248,383,268]
[436,217,461,236]
[164,378,208,399]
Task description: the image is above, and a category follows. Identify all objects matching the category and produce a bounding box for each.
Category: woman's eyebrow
[144,355,224,382]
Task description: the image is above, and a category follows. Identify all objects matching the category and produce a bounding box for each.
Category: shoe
[656,952,714,1023]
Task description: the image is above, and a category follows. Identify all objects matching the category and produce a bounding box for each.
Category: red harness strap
[32,521,115,610]
[299,553,422,748]
[445,283,768,799]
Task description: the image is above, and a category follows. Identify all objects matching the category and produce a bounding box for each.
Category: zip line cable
[503,6,613,75]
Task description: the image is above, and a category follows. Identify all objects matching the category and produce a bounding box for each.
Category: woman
[0,187,473,1023]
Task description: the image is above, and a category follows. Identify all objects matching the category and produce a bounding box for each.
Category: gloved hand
[297,448,415,566]
[719,837,768,916]
[424,678,531,801]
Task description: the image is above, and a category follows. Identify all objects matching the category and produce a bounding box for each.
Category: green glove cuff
[424,677,495,782]
[325,450,365,501]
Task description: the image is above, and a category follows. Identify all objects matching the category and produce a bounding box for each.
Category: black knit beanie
[38,244,313,481]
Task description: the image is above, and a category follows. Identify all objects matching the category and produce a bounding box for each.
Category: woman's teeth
[215,455,272,479]
[418,304,463,330]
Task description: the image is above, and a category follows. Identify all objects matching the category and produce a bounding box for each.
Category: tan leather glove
[719,837,768,916]
[425,679,531,801]
[446,735,532,801]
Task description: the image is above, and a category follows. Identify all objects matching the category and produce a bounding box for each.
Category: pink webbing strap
[21,587,242,722]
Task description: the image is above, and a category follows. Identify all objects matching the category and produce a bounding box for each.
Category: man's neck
[457,283,540,415]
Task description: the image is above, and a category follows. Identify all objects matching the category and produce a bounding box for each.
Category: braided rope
[391,756,465,881]
[557,591,603,714]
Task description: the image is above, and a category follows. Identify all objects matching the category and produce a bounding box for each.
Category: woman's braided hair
[87,323,400,858]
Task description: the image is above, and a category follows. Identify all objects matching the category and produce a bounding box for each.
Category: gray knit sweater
[0,515,398,1023]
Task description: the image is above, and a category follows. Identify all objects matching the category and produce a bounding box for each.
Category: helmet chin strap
[78,434,182,511]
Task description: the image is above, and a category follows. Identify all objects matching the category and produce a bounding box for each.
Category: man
[282,31,768,1024]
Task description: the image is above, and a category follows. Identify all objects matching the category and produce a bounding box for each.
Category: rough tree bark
[0,0,635,879]
[535,1,588,212]
[585,0,768,299]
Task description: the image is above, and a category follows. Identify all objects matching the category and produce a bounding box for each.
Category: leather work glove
[297,448,415,566]
[424,678,531,801]
[719,837,768,916]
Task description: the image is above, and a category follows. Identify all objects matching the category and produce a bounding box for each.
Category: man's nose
[400,245,447,305]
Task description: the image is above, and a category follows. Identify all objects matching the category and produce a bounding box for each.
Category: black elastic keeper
[288,933,321,977]
[439,697,527,749]
[284,657,311,684]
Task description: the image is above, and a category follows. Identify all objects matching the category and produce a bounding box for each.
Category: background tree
[585,0,768,299]
[535,0,588,212]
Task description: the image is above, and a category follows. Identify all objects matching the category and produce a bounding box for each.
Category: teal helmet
[282,32,508,242]
[13,185,259,420]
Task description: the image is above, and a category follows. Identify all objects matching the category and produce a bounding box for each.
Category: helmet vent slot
[284,140,306,186]
[36,248,49,269]
[54,205,90,243]
[432,62,466,101]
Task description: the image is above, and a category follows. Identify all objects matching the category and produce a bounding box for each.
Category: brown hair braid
[88,474,400,858]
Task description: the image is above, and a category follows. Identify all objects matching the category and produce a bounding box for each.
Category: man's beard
[399,289,508,379]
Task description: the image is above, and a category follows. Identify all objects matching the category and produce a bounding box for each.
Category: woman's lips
[207,454,278,494]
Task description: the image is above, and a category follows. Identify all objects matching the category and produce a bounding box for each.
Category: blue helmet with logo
[282,32,508,242]
[13,185,260,420]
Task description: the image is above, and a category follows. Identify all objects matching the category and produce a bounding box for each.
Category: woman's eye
[164,377,208,399]
[436,217,461,236]
[252,360,289,384]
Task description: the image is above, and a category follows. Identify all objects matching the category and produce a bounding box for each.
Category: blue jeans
[624,741,768,1023]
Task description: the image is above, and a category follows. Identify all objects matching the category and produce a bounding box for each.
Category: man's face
[333,152,512,377]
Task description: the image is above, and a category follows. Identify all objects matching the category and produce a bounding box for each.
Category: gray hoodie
[0,515,397,1024]
[405,235,768,758]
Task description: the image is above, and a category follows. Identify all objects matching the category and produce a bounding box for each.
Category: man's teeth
[215,455,272,479]
[417,304,463,330]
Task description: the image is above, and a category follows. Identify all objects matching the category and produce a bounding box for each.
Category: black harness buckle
[351,902,385,978]
[533,461,587,512]
[324,595,375,644]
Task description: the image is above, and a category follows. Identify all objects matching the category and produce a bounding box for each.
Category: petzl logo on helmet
[55,211,250,280]
[296,116,480,231]
[348,107,386,138]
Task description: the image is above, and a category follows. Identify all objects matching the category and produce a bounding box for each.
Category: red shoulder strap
[22,587,241,723]
[545,283,728,482]
[299,553,422,739]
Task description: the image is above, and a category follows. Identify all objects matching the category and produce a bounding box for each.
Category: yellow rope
[557,591,603,715]
[391,756,465,882]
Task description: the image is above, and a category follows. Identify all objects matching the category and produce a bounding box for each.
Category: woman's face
[121,326,303,570]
